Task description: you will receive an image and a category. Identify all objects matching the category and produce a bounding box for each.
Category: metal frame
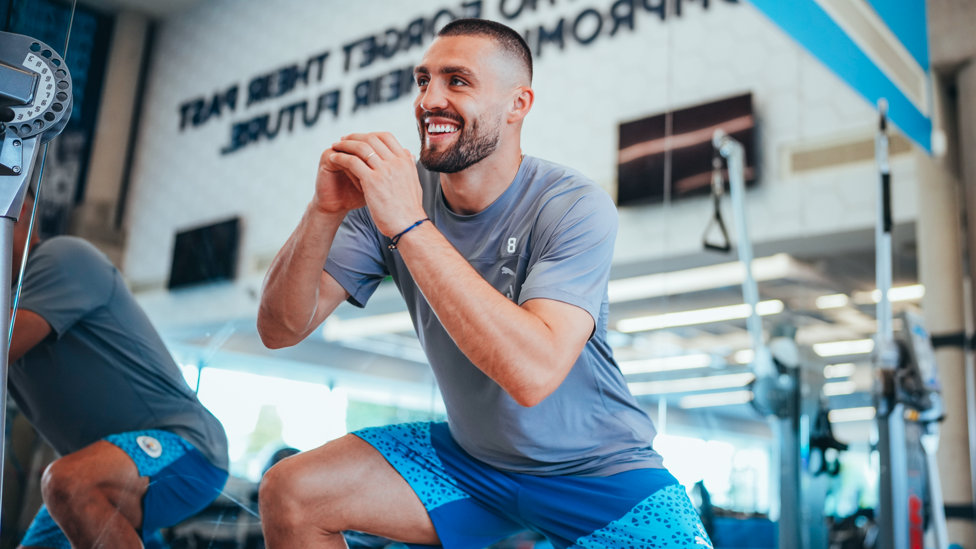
[872,98,911,549]
[872,99,950,549]
[713,130,805,549]
[0,28,74,524]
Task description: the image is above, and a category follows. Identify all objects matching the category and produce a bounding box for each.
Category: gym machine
[0,29,74,521]
[872,100,949,549]
[711,130,845,549]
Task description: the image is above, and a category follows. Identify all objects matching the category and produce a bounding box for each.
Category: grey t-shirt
[326,156,664,476]
[11,237,229,470]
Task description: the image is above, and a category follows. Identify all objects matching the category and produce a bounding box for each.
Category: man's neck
[440,142,523,216]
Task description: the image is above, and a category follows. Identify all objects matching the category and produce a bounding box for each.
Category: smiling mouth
[426,122,460,135]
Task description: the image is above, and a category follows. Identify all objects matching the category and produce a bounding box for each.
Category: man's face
[413,35,508,174]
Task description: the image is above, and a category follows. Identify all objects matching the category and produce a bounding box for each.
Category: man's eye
[417,77,428,86]
[451,77,466,86]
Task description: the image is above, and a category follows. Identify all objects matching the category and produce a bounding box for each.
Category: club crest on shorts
[136,435,163,458]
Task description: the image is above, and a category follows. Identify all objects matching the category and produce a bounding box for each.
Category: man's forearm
[258,204,345,346]
[395,223,576,406]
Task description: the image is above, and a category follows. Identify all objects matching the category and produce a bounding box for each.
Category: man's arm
[257,150,366,348]
[257,206,350,348]
[397,223,594,407]
[9,309,52,362]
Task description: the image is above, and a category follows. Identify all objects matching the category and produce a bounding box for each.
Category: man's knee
[260,450,356,535]
[260,457,314,527]
[41,458,90,511]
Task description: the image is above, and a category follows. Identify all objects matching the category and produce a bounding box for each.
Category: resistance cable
[7,0,77,342]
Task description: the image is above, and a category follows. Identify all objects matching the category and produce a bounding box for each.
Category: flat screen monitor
[168,217,240,290]
[617,93,756,206]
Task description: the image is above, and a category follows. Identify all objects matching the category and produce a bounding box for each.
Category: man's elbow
[511,375,562,408]
[513,391,547,408]
[256,312,301,349]
[257,324,288,349]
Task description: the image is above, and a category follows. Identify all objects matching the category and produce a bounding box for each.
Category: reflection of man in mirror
[9,190,230,549]
[258,19,712,549]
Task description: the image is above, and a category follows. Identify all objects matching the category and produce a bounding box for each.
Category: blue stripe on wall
[864,0,930,71]
[747,0,931,152]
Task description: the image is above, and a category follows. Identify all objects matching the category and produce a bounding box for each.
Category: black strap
[932,332,969,349]
[945,504,975,521]
[882,172,893,233]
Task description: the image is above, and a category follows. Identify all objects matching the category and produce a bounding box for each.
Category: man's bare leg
[260,434,440,548]
[35,441,149,549]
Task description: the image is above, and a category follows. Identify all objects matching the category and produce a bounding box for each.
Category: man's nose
[419,82,449,112]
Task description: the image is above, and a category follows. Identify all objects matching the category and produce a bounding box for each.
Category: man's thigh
[260,433,441,545]
[517,468,713,549]
[45,440,149,527]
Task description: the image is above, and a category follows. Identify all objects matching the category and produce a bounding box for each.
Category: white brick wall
[123,0,918,285]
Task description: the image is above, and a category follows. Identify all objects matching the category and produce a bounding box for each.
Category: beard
[418,110,501,174]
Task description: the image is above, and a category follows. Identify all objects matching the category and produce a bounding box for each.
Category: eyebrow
[414,65,477,78]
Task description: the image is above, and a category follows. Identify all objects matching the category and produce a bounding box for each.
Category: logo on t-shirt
[136,435,163,458]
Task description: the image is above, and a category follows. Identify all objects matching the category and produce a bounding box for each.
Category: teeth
[427,123,459,134]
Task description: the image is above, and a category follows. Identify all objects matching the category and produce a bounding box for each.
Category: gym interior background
[2,0,976,547]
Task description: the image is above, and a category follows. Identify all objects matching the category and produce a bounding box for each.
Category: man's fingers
[319,148,344,172]
[332,140,382,162]
[341,132,403,159]
[364,134,397,160]
[330,152,371,182]
[340,133,386,156]
[373,132,407,157]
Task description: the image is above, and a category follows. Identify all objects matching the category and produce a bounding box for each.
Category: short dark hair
[437,18,533,84]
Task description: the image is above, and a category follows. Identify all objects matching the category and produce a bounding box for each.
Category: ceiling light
[733,349,755,364]
[679,390,754,409]
[617,300,784,333]
[816,294,849,309]
[629,372,756,396]
[824,363,856,379]
[619,354,712,375]
[322,311,414,341]
[813,339,875,357]
[887,284,925,301]
[853,284,926,304]
[608,254,811,303]
[828,406,876,423]
[822,381,858,396]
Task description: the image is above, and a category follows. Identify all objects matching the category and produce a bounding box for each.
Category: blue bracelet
[388,218,429,250]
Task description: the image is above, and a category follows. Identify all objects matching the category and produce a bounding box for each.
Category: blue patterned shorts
[354,422,713,549]
[20,429,228,548]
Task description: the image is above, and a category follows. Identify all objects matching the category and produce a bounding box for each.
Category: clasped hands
[316,132,426,238]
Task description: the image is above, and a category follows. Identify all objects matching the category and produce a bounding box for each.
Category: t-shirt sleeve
[324,207,389,308]
[518,187,618,325]
[18,239,116,339]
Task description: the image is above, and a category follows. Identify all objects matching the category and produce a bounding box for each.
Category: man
[9,191,230,549]
[258,18,712,549]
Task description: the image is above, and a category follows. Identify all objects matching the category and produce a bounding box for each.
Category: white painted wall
[123,0,918,285]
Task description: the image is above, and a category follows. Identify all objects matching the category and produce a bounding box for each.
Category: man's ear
[507,87,534,124]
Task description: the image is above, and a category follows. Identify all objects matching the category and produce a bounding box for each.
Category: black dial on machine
[0,31,74,145]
